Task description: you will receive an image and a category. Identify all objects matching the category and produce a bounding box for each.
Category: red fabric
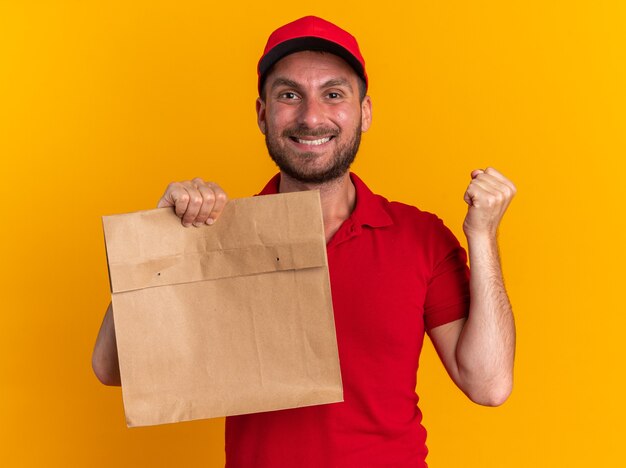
[225,173,470,467]
[257,16,368,94]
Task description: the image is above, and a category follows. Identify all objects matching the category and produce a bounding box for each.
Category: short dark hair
[355,76,367,102]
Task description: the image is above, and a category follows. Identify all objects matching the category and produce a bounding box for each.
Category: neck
[279,172,356,243]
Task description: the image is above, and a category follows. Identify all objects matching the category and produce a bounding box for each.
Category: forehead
[264,50,358,87]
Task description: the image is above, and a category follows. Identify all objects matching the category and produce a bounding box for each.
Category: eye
[279,92,299,100]
[327,92,341,99]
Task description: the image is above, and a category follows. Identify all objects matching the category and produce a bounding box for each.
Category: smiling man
[260,51,369,187]
[93,16,516,467]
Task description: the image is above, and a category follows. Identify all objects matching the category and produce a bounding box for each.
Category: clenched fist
[463,167,516,238]
[157,178,229,227]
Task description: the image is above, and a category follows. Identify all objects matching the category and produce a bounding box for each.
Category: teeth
[296,137,331,146]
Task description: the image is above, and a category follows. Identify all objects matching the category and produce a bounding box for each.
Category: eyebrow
[270,77,301,91]
[320,78,353,91]
[269,77,354,92]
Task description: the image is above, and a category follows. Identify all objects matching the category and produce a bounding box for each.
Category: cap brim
[258,37,365,91]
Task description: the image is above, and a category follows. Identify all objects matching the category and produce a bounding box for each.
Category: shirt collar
[257,172,393,229]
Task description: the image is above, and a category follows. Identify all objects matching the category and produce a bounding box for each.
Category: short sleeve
[423,218,470,331]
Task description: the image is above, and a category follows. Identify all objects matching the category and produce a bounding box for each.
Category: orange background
[1,1,625,467]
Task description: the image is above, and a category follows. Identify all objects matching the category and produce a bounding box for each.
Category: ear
[360,95,372,132]
[256,98,267,135]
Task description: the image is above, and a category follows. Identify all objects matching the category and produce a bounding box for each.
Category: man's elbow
[466,379,513,407]
[92,355,121,387]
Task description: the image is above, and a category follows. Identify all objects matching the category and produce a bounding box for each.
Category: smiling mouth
[289,136,334,146]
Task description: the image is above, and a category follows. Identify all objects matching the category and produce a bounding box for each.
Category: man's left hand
[463,167,516,238]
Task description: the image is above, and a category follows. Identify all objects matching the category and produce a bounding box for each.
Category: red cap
[257,16,368,95]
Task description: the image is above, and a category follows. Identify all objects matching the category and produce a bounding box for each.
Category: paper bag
[102,190,343,427]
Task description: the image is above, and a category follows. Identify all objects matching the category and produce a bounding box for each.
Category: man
[93,16,516,467]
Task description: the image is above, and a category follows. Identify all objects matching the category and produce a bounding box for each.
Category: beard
[265,121,362,184]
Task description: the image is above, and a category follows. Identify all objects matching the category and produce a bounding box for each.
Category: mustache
[281,127,339,138]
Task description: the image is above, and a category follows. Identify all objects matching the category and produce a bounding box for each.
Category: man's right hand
[157,178,228,227]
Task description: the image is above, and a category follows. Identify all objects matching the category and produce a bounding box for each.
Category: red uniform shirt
[225,173,470,467]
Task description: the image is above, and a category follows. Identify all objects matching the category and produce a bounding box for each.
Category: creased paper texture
[102,191,343,427]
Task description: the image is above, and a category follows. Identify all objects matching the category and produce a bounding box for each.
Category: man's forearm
[92,303,122,386]
[455,234,515,406]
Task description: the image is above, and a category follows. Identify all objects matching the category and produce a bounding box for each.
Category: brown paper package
[102,190,343,427]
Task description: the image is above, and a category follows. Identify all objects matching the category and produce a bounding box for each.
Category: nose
[297,96,325,128]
